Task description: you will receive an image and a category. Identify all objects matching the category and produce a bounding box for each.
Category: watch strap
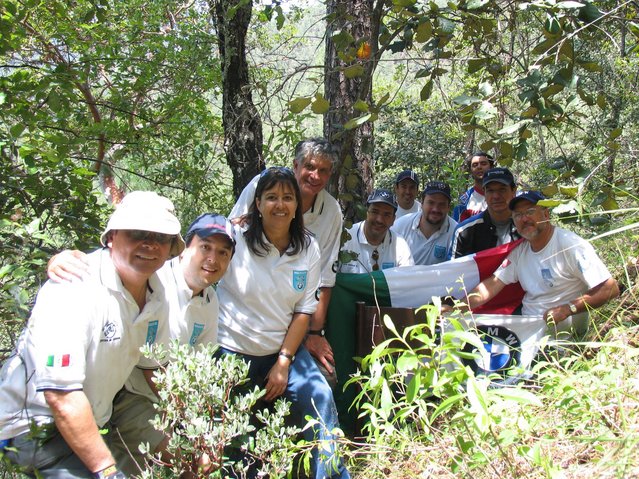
[308,329,325,337]
[278,351,295,363]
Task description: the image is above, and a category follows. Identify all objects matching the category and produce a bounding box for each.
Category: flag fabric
[46,354,70,367]
[326,241,543,430]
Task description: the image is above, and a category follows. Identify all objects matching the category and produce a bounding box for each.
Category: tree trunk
[210,0,264,200]
[324,0,376,224]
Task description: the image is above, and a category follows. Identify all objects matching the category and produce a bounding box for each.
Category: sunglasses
[372,249,380,271]
[125,230,176,245]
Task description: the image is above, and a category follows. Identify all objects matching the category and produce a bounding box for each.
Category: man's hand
[264,359,290,401]
[48,250,89,283]
[543,304,572,324]
[304,335,335,374]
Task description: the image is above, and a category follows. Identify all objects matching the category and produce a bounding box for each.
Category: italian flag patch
[46,354,70,367]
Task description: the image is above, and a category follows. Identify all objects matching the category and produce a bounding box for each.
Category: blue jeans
[218,345,350,479]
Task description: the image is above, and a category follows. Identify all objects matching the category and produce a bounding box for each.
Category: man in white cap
[339,189,413,273]
[0,191,183,479]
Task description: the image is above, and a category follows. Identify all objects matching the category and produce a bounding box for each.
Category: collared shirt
[395,200,420,219]
[230,174,343,289]
[450,210,520,259]
[0,249,169,439]
[338,221,414,274]
[124,257,219,402]
[392,213,457,265]
[217,225,321,356]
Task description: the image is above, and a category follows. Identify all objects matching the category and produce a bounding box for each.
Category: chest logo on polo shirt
[434,245,447,259]
[461,324,522,383]
[189,323,204,346]
[541,268,554,287]
[292,270,307,291]
[100,321,121,343]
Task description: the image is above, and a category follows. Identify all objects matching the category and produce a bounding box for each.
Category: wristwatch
[278,351,295,363]
[92,465,126,479]
[308,329,325,337]
[568,303,578,314]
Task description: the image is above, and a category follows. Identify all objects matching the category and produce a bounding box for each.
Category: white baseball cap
[100,191,185,257]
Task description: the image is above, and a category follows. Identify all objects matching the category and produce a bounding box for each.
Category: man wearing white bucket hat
[0,191,182,479]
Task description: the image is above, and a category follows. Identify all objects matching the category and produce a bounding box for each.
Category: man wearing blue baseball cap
[456,191,619,336]
[339,189,414,274]
[0,191,182,479]
[394,170,421,218]
[44,212,236,475]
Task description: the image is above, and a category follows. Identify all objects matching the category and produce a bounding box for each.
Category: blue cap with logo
[366,189,398,210]
[184,213,235,246]
[482,167,515,187]
[395,170,420,186]
[422,181,451,200]
[508,190,546,210]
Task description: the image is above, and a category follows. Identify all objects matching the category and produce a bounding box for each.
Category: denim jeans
[218,345,350,479]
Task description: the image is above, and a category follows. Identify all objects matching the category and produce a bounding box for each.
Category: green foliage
[140,341,303,478]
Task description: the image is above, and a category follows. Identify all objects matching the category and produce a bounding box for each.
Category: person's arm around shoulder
[543,277,620,323]
[44,389,121,476]
[48,250,90,282]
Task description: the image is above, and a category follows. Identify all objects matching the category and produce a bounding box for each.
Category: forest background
[1,0,639,477]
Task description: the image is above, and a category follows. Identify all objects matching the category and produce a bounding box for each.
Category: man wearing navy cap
[394,170,421,218]
[457,191,619,336]
[392,181,457,265]
[339,189,414,274]
[451,167,520,259]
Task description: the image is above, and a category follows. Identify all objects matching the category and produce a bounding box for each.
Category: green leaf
[474,101,497,120]
[578,60,603,72]
[392,0,417,6]
[287,97,311,113]
[468,58,486,74]
[466,0,490,9]
[453,94,481,106]
[311,94,330,114]
[556,1,584,9]
[492,388,543,406]
[353,100,369,112]
[420,80,434,101]
[344,64,365,78]
[415,21,433,43]
[343,113,372,130]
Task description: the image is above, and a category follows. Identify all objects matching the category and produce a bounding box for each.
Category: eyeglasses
[512,207,539,221]
[372,249,380,271]
[125,230,176,244]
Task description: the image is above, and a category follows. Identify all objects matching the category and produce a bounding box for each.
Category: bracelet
[92,465,126,479]
[278,351,295,363]
[307,329,325,337]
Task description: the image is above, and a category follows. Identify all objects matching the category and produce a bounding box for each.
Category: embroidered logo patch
[145,320,159,345]
[292,270,307,291]
[46,354,70,367]
[101,321,121,343]
[189,323,204,346]
[541,268,554,287]
[434,245,447,259]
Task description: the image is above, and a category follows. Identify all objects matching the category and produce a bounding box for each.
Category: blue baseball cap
[509,191,546,210]
[482,167,515,187]
[184,213,235,246]
[395,170,420,186]
[367,189,398,210]
[422,181,451,200]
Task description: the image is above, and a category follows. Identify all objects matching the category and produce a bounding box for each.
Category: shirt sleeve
[317,199,343,288]
[493,247,521,286]
[397,236,415,267]
[229,174,259,220]
[570,237,612,289]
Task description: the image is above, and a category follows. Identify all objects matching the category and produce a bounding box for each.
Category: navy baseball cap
[395,170,420,186]
[509,191,546,210]
[367,189,398,210]
[483,167,515,187]
[184,213,235,246]
[422,181,451,200]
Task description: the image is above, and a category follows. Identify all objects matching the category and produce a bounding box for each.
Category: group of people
[0,140,620,479]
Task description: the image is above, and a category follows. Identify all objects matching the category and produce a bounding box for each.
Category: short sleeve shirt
[216,225,322,356]
[339,221,414,274]
[392,213,457,265]
[230,175,343,289]
[494,227,612,318]
[0,249,169,439]
[395,200,420,219]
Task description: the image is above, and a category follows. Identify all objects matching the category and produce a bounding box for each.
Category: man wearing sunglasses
[453,191,619,336]
[338,189,414,274]
[0,191,182,479]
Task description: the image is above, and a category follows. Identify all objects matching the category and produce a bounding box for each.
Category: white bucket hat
[100,191,185,257]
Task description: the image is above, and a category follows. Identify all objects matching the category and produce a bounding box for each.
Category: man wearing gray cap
[394,170,421,218]
[392,181,457,265]
[0,191,182,479]
[339,189,414,274]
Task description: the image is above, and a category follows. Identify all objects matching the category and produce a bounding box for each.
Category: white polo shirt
[0,249,169,439]
[339,221,414,274]
[392,213,457,265]
[494,227,612,334]
[230,174,342,288]
[395,200,420,219]
[124,257,219,401]
[217,225,321,356]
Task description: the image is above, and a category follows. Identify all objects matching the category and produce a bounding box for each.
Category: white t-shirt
[0,249,169,439]
[395,200,420,219]
[392,213,457,265]
[230,174,342,288]
[339,221,414,274]
[217,225,321,356]
[494,227,612,333]
[124,257,219,402]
